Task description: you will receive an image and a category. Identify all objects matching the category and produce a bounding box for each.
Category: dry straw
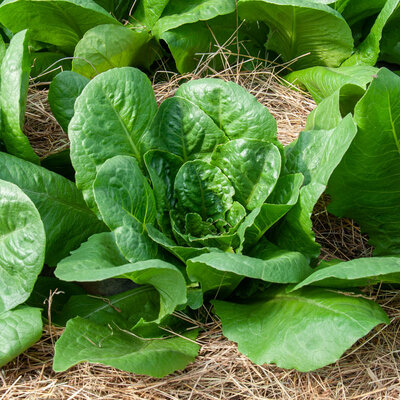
[1,50,399,399]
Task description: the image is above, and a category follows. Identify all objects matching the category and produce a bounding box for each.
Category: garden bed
[1,65,399,400]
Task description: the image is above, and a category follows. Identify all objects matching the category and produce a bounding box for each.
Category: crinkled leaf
[293,257,400,290]
[131,0,169,30]
[0,30,39,164]
[270,115,357,260]
[0,0,119,54]
[213,287,389,371]
[72,25,153,79]
[141,97,227,161]
[70,67,157,212]
[0,179,45,313]
[211,139,281,210]
[174,160,234,221]
[328,68,400,256]
[0,306,42,367]
[146,224,216,263]
[94,155,157,262]
[238,0,354,69]
[0,152,106,266]
[176,78,278,145]
[53,317,199,377]
[48,71,90,132]
[144,150,182,234]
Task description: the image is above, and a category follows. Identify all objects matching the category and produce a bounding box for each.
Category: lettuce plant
[49,67,400,376]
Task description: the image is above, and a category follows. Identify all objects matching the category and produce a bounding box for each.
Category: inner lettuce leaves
[53,66,398,376]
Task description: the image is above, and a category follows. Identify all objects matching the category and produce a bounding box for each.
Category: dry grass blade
[8,59,399,400]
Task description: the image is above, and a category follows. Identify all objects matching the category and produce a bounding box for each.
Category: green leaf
[380,10,400,65]
[293,256,400,290]
[213,287,389,371]
[0,306,42,367]
[141,97,227,161]
[342,0,400,67]
[72,25,153,79]
[270,115,357,260]
[0,0,120,54]
[0,30,39,164]
[55,286,160,328]
[328,68,400,256]
[94,155,157,262]
[131,0,169,30]
[244,173,304,246]
[146,224,215,262]
[211,139,281,210]
[238,0,354,69]
[160,14,268,73]
[174,160,234,221]
[0,179,45,313]
[144,150,182,234]
[48,71,90,132]
[69,67,157,212]
[0,152,106,266]
[286,66,377,104]
[187,245,312,294]
[175,78,278,145]
[152,0,236,37]
[53,317,199,377]
[339,0,387,26]
[56,232,127,282]
[57,256,187,324]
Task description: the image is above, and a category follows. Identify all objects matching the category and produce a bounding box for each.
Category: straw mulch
[1,60,399,400]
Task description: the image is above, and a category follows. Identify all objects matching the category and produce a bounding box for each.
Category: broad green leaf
[69,67,157,212]
[93,0,131,20]
[0,179,45,313]
[53,317,199,377]
[175,79,278,145]
[244,173,304,246]
[342,0,400,67]
[48,71,90,132]
[0,0,120,54]
[56,232,127,282]
[72,25,152,79]
[211,139,281,210]
[187,245,312,294]
[338,0,387,26]
[152,0,236,37]
[270,115,357,260]
[0,306,42,367]
[55,286,160,328]
[160,14,268,73]
[293,257,400,290]
[0,152,106,266]
[380,10,400,65]
[286,66,377,104]
[57,257,187,323]
[0,30,39,164]
[94,155,157,262]
[144,150,182,234]
[213,287,389,371]
[174,160,234,221]
[131,0,169,30]
[146,224,215,263]
[141,97,227,161]
[238,0,354,69]
[328,69,400,256]
[0,35,5,64]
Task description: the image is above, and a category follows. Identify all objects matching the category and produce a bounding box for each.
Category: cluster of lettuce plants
[1,0,400,379]
[0,0,399,78]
